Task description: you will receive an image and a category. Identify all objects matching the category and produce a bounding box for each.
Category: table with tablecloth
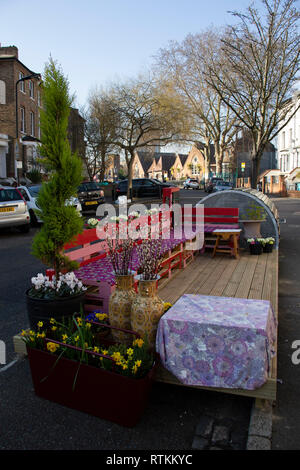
[156,294,277,390]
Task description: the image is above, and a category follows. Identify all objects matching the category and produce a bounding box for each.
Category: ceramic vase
[131,278,165,349]
[108,274,136,343]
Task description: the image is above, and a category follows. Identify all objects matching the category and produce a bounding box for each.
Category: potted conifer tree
[26,58,85,329]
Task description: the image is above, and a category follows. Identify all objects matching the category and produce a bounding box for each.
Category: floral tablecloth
[156,294,277,390]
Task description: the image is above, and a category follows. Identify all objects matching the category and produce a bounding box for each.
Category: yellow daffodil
[86,323,91,329]
[50,318,56,325]
[127,348,134,356]
[74,335,80,342]
[93,346,99,353]
[76,317,82,326]
[37,332,45,338]
[51,326,57,331]
[47,342,59,353]
[100,349,108,361]
[133,338,144,348]
[135,360,142,367]
[62,334,68,342]
[37,321,43,328]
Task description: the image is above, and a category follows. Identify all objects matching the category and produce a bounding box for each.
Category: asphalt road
[0,189,252,451]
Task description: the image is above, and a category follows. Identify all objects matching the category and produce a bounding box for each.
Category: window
[19,72,25,92]
[18,188,30,201]
[30,112,35,136]
[38,114,41,139]
[0,188,22,202]
[192,157,199,175]
[282,132,286,149]
[20,107,25,133]
[0,80,5,104]
[29,80,34,99]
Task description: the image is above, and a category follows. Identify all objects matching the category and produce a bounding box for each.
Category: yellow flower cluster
[132,338,144,348]
[132,360,142,374]
[164,302,172,312]
[47,342,60,353]
[95,313,108,322]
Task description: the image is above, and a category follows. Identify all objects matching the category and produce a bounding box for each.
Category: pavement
[0,191,298,451]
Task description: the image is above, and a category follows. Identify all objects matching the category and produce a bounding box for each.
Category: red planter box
[26,346,157,427]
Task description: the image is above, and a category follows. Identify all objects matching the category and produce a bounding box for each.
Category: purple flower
[229,340,248,357]
[206,335,225,354]
[213,356,234,378]
[182,355,195,370]
[194,360,210,375]
[168,320,188,335]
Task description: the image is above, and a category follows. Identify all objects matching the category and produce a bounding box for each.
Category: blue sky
[2,0,252,109]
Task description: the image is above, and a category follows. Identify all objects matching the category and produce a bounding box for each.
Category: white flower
[87,218,99,227]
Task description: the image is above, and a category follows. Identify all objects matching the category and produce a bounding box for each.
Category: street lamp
[15,72,41,183]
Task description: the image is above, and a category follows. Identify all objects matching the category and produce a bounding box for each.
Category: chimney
[0,45,18,59]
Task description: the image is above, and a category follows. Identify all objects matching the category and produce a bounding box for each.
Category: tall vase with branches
[106,232,136,344]
[131,238,165,349]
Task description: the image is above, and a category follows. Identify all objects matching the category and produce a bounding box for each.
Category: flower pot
[263,244,273,253]
[249,243,263,255]
[26,345,157,427]
[131,278,165,349]
[26,290,86,330]
[108,274,136,344]
[242,220,265,239]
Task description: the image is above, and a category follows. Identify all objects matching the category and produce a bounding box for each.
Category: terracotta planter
[26,290,86,329]
[242,219,265,239]
[108,274,136,344]
[131,278,165,349]
[26,345,157,427]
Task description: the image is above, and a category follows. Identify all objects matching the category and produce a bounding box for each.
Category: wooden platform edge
[154,364,277,401]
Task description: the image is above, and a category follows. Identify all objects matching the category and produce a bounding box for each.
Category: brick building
[0,45,86,182]
[0,45,41,180]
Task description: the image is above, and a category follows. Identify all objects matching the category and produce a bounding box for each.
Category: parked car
[213,181,234,192]
[0,186,31,232]
[205,177,224,193]
[77,181,105,211]
[114,178,173,200]
[183,178,200,190]
[17,185,82,225]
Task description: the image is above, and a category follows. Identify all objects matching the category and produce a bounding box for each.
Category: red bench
[181,206,240,251]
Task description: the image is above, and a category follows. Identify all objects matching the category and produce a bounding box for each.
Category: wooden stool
[212,229,242,259]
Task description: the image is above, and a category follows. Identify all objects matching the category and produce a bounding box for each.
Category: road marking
[0,358,19,372]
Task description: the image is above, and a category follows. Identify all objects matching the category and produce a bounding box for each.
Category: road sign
[16,161,22,169]
[241,162,246,169]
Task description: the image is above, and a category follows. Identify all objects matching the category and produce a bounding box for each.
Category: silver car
[0,186,31,232]
[183,178,200,190]
[214,181,234,192]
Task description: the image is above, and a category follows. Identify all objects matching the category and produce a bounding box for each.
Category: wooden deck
[156,248,278,401]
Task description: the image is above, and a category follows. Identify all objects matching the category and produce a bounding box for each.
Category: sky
[1,0,253,112]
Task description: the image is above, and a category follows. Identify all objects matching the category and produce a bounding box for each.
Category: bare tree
[82,90,118,181]
[155,30,240,179]
[107,75,188,197]
[206,0,300,187]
